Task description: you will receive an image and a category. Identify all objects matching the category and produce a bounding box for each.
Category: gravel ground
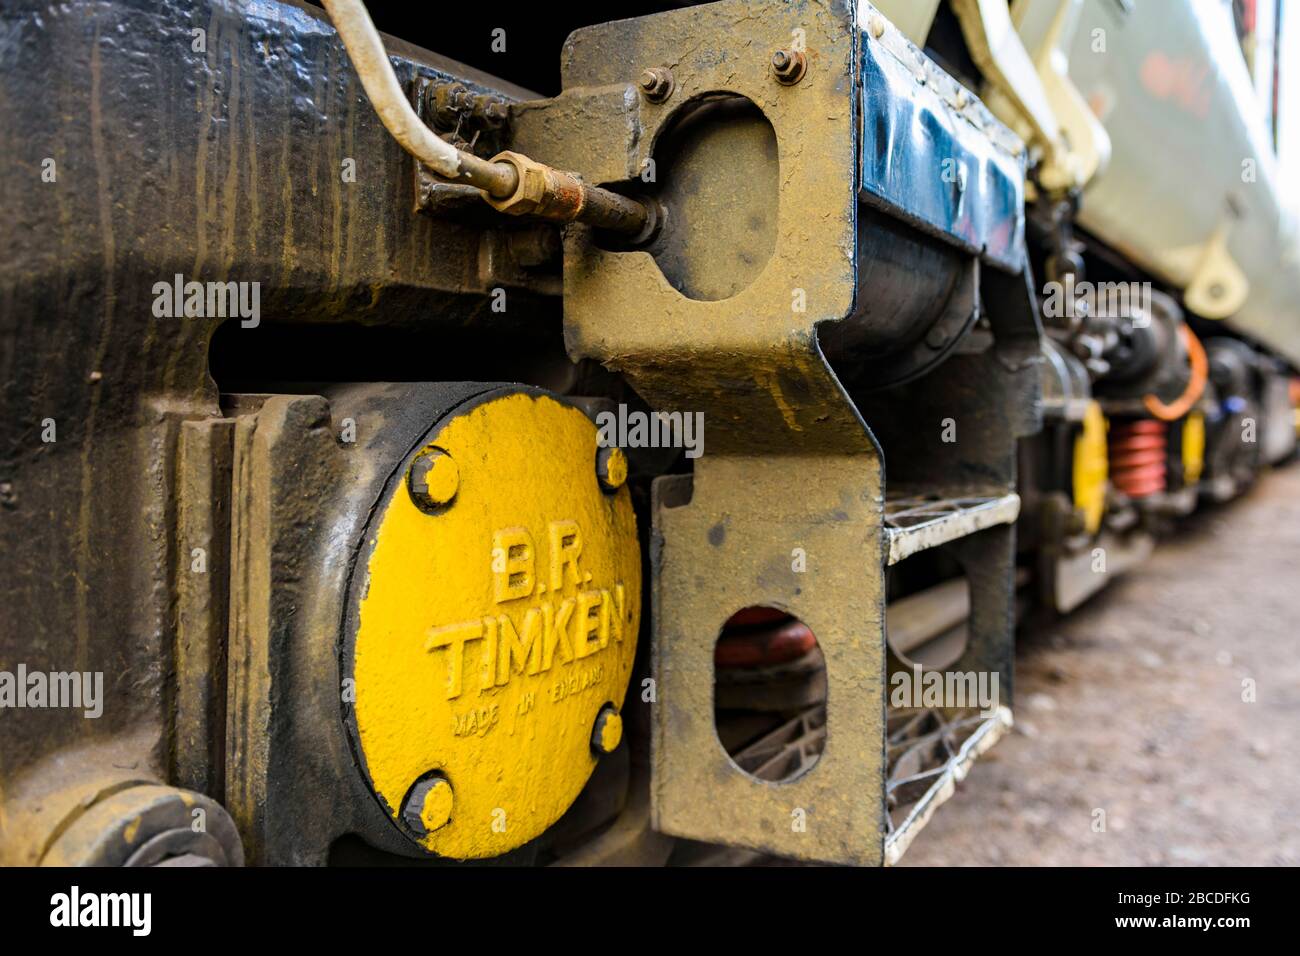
[899,463,1300,867]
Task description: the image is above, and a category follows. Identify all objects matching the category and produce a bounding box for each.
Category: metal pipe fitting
[484,151,650,236]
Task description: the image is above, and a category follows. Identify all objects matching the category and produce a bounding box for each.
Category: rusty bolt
[408,447,459,512]
[402,775,454,836]
[596,445,628,492]
[473,93,509,127]
[638,66,674,103]
[591,705,623,756]
[431,82,471,128]
[771,48,807,85]
[482,151,650,234]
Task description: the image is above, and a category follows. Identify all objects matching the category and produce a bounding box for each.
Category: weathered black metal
[0,0,551,862]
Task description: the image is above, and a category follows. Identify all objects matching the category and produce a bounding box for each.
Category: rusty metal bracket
[516,0,890,865]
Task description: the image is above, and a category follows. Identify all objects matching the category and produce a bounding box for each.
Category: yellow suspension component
[347,390,641,859]
[1072,401,1108,535]
[1181,410,1206,485]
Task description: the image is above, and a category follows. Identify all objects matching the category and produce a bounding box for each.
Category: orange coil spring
[1108,419,1168,498]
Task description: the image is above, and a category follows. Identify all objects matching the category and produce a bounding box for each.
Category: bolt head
[591,706,623,756]
[638,67,674,103]
[402,775,454,836]
[771,48,807,85]
[476,96,508,126]
[408,447,459,512]
[596,446,628,492]
[483,150,552,217]
[925,325,950,349]
[431,82,470,128]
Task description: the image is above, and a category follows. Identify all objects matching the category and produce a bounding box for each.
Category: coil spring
[1108,418,1168,498]
[715,607,816,669]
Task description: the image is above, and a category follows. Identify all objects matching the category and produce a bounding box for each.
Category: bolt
[596,445,628,492]
[472,93,509,127]
[408,447,459,512]
[402,775,454,836]
[431,82,470,128]
[771,48,807,85]
[591,705,623,756]
[638,66,674,103]
[925,325,950,350]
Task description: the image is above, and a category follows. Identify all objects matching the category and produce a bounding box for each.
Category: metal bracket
[537,0,888,865]
[508,0,1041,865]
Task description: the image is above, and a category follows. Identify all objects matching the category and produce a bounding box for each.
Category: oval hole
[713,606,825,783]
[645,95,779,301]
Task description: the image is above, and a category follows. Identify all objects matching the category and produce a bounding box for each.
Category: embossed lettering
[425,620,485,699]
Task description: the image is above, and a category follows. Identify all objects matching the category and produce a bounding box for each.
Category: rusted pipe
[483,152,651,236]
[319,0,515,196]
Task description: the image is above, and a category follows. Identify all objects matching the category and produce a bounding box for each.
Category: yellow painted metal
[602,447,628,490]
[1182,411,1206,485]
[416,778,454,833]
[418,450,460,505]
[593,709,623,755]
[1183,223,1250,320]
[951,0,1076,191]
[872,0,942,45]
[1073,401,1108,535]
[351,391,641,859]
[1019,0,1110,188]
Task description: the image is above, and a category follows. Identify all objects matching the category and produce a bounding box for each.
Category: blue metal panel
[857,9,1027,273]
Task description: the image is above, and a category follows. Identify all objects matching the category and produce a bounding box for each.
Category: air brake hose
[1144,324,1208,421]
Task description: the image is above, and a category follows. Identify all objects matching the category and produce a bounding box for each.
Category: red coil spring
[1108,419,1168,498]
[715,607,817,669]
